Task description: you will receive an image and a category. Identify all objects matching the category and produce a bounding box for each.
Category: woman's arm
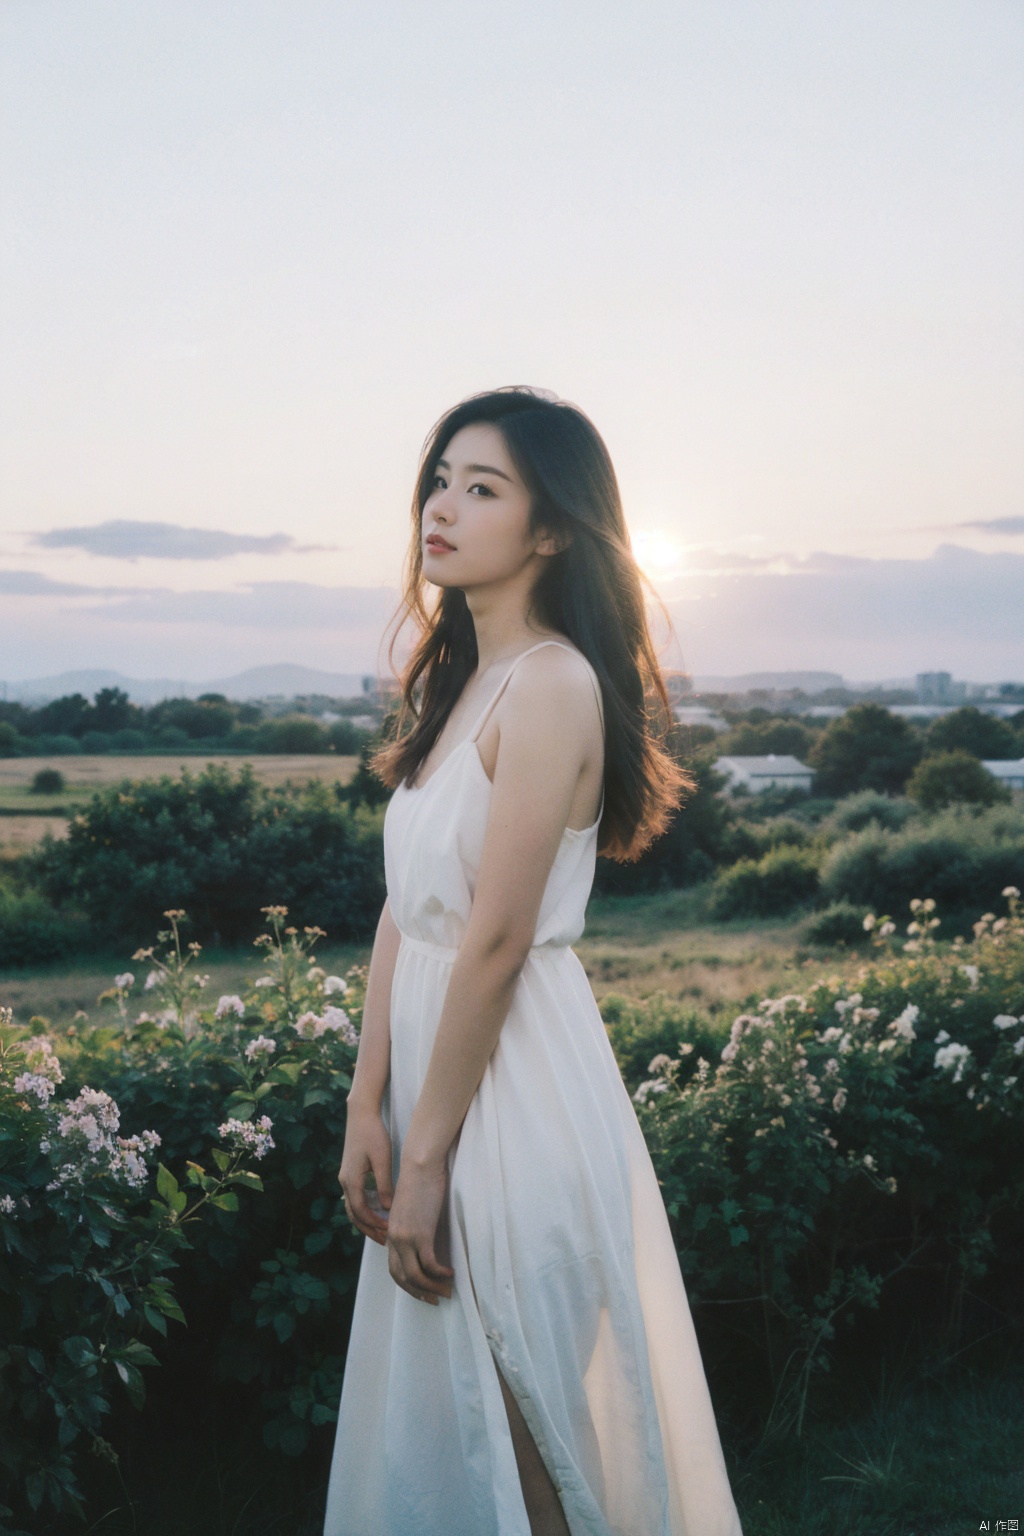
[338,897,400,1243]
[386,650,603,1303]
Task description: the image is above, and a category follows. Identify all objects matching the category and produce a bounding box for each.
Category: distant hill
[5,664,372,706]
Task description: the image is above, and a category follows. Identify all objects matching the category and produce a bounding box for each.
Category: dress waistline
[399,932,570,964]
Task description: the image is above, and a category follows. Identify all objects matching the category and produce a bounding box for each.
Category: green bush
[0,907,364,1525]
[27,764,385,948]
[708,846,821,919]
[628,887,1024,1433]
[907,750,1012,812]
[0,886,89,968]
[821,805,1024,924]
[111,728,149,752]
[0,1007,275,1520]
[32,735,83,756]
[255,717,330,754]
[802,900,872,948]
[30,769,65,795]
[79,731,113,754]
[0,723,26,758]
[825,789,918,836]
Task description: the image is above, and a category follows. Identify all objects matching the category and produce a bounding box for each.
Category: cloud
[953,517,1024,536]
[77,581,399,631]
[668,544,1024,678]
[31,519,333,561]
[0,569,155,596]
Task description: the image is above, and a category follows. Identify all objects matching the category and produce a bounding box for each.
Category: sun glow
[629,528,686,585]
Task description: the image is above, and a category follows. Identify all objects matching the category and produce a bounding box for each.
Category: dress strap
[467,640,604,744]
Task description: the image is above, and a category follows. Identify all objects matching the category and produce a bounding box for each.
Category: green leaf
[302,1086,332,1109]
[209,1191,239,1212]
[155,1163,179,1202]
[211,1147,231,1173]
[143,1303,168,1336]
[115,1360,146,1409]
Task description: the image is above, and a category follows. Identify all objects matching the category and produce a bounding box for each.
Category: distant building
[916,672,967,705]
[982,759,1024,790]
[674,705,729,733]
[714,754,815,794]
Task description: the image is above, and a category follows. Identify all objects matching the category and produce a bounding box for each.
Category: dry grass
[0,753,360,791]
[0,816,70,854]
[577,889,866,1013]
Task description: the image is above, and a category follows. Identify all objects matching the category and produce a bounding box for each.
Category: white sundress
[323,640,745,1536]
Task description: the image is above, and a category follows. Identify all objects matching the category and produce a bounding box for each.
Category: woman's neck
[463,581,559,675]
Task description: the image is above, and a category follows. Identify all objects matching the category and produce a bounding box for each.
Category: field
[0,753,360,854]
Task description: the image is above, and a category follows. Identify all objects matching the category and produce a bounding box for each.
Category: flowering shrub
[619,886,1024,1435]
[0,1003,269,1526]
[51,906,367,1464]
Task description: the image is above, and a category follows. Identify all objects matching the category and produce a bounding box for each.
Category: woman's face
[420,422,557,592]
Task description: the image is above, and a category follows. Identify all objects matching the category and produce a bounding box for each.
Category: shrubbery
[821,805,1024,927]
[708,845,821,919]
[907,749,1011,811]
[0,908,364,1528]
[4,889,1024,1524]
[625,887,1024,1433]
[26,764,385,950]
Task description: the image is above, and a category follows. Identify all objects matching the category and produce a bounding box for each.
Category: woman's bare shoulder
[502,642,603,730]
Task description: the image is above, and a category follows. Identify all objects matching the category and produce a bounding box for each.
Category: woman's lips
[425,535,455,552]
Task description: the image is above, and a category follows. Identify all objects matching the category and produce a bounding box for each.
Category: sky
[1,0,1022,689]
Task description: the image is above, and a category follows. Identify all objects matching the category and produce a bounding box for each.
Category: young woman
[325,388,744,1536]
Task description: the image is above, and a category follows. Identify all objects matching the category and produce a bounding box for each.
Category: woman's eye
[432,474,447,490]
[468,482,495,497]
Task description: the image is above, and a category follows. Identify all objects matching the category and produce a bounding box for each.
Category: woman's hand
[386,1158,455,1305]
[338,1102,394,1245]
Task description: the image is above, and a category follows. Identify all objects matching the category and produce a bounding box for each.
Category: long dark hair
[373,387,692,860]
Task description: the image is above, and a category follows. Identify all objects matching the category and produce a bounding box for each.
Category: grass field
[0,753,360,853]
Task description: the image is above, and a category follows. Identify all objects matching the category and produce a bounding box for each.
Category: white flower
[818,1026,844,1045]
[254,976,275,988]
[1002,886,1020,898]
[831,1088,848,1113]
[888,1004,919,1042]
[961,965,980,991]
[879,922,896,937]
[215,994,246,1020]
[323,975,348,996]
[823,1057,840,1077]
[114,972,135,990]
[647,1053,673,1074]
[243,1035,276,1062]
[934,1042,972,1083]
[18,1035,63,1086]
[862,914,876,931]
[862,1153,876,1170]
[1004,1076,1018,1089]
[633,1080,669,1105]
[13,1072,57,1104]
[0,1195,16,1215]
[835,994,863,1016]
[218,1114,275,1159]
[934,1029,951,1045]
[1014,1036,1024,1057]
[993,1015,1019,1031]
[144,970,160,990]
[884,1177,898,1194]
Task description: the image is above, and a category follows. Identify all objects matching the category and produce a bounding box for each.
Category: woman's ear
[534,525,572,558]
